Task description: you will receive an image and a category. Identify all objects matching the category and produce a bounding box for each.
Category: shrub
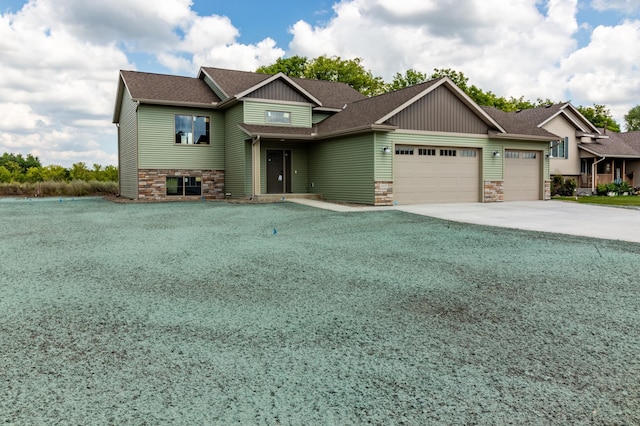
[0,180,118,197]
[551,175,577,196]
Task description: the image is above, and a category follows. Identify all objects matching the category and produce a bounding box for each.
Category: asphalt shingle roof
[481,106,560,139]
[200,67,365,110]
[580,130,640,157]
[120,70,220,104]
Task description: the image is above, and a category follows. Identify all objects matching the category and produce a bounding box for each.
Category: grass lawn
[555,194,640,207]
[1,198,638,424]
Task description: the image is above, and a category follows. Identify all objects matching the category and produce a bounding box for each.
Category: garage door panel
[394,145,480,204]
[504,150,541,201]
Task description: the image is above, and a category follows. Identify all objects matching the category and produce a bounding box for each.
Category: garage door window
[460,149,476,157]
[396,147,414,155]
[523,152,537,159]
[505,151,519,159]
[440,149,456,156]
[418,148,436,156]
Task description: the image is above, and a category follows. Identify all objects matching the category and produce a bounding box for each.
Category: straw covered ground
[0,198,638,424]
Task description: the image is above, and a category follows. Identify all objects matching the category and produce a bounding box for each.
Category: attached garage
[393,145,481,204]
[504,150,542,201]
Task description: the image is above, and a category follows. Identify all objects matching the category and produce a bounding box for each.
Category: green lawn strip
[554,195,640,206]
[0,198,638,424]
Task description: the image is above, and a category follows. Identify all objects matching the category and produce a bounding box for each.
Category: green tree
[25,167,43,183]
[577,104,621,132]
[41,165,69,181]
[304,56,385,96]
[103,165,119,182]
[388,69,429,91]
[0,166,11,183]
[0,153,41,173]
[69,162,91,181]
[430,68,470,91]
[257,55,386,96]
[256,56,309,78]
[624,105,640,131]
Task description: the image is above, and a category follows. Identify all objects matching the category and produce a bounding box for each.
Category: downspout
[592,156,606,193]
[251,135,261,200]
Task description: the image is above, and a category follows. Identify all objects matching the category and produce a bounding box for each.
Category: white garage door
[504,150,542,201]
[394,146,480,204]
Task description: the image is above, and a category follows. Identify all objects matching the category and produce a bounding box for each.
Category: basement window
[166,176,202,196]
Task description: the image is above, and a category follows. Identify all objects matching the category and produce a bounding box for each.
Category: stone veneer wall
[137,169,224,200]
[374,181,394,206]
[484,180,504,202]
[544,180,551,200]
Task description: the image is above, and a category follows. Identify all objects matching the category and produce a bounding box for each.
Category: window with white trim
[266,110,291,124]
[550,137,568,158]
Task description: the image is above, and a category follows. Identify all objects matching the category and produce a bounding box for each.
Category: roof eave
[133,98,219,109]
[238,125,316,140]
[489,131,559,142]
[317,124,397,140]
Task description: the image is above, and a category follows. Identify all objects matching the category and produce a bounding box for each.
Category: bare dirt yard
[1,197,638,424]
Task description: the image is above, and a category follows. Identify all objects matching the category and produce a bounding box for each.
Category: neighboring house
[113,67,561,205]
[497,103,640,193]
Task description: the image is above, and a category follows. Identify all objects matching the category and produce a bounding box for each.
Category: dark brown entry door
[266,150,292,193]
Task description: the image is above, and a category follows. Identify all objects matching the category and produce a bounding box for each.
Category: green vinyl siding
[310,134,375,204]
[260,142,310,194]
[137,105,224,169]
[117,92,138,198]
[312,112,331,124]
[374,132,393,181]
[224,104,248,198]
[244,101,311,127]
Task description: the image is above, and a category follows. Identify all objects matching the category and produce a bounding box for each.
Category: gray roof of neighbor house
[119,70,221,105]
[199,67,366,110]
[579,130,640,157]
[481,106,561,139]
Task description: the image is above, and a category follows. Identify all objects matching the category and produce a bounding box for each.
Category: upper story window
[550,137,568,158]
[175,115,210,144]
[266,110,291,125]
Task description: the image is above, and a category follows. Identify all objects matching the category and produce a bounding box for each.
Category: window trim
[174,114,211,145]
[265,110,292,125]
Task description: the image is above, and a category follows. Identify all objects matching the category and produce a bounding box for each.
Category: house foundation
[138,169,224,200]
[484,180,504,202]
[374,181,394,206]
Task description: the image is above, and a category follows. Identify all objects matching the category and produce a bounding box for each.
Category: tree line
[258,55,640,132]
[0,153,118,183]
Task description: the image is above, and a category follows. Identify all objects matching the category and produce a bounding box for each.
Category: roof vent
[342,104,347,109]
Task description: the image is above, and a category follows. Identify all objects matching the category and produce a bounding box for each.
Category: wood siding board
[245,79,310,103]
[224,104,247,198]
[137,105,224,170]
[118,93,138,198]
[390,86,490,134]
[244,101,311,127]
[309,134,375,204]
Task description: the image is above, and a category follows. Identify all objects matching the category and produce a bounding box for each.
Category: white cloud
[0,0,285,166]
[591,0,640,13]
[289,0,639,125]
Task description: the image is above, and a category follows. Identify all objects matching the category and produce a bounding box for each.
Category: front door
[266,149,292,193]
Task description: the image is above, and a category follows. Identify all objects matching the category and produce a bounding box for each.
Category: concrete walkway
[289,199,640,243]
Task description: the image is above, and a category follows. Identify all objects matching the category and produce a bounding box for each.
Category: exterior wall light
[383,146,391,154]
[492,151,501,157]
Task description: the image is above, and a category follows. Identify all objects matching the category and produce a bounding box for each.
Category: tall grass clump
[0,180,118,197]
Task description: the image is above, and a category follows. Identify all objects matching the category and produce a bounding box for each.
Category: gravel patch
[1,198,638,424]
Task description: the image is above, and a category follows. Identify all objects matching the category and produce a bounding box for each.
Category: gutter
[489,131,559,142]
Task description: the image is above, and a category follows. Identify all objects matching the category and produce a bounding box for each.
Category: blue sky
[0,0,639,166]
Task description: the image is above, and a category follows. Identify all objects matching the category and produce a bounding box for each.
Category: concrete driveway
[290,199,640,243]
[396,201,640,243]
